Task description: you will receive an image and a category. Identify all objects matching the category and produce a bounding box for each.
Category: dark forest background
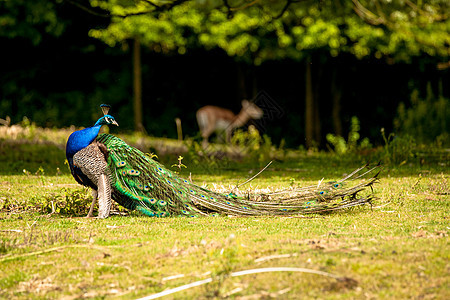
[1,0,449,148]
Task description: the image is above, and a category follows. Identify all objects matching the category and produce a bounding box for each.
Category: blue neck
[66,125,102,158]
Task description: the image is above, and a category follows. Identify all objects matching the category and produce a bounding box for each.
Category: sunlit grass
[1,167,448,299]
[0,129,448,299]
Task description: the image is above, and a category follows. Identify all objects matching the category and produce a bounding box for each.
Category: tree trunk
[331,65,343,136]
[133,38,144,132]
[305,59,314,148]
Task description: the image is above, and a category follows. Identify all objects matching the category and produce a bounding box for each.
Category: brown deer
[196,100,263,145]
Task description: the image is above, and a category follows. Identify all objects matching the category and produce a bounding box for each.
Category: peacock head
[94,104,119,127]
[94,115,119,127]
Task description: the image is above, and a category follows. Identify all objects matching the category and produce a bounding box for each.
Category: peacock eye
[105,117,111,123]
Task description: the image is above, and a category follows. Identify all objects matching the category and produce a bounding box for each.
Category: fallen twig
[372,201,391,209]
[254,253,298,263]
[162,274,185,281]
[137,267,348,300]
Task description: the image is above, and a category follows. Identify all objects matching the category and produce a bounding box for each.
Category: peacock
[66,105,380,218]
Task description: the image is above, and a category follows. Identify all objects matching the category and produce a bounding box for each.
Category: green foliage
[394,85,449,145]
[4,186,126,216]
[89,0,450,64]
[171,155,187,173]
[231,126,263,152]
[41,188,93,216]
[346,0,450,59]
[0,0,65,45]
[379,129,416,165]
[326,116,371,155]
[183,139,225,171]
[1,187,91,215]
[231,125,278,163]
[89,0,204,51]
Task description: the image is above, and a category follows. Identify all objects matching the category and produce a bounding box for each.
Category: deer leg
[197,111,216,146]
[201,126,215,146]
[225,128,232,143]
[202,138,209,148]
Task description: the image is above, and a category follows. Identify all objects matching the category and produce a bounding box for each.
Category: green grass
[0,131,449,299]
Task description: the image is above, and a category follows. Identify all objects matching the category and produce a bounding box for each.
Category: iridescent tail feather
[96,133,380,217]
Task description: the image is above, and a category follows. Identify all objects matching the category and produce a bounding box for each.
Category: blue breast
[66,125,102,159]
[66,125,102,189]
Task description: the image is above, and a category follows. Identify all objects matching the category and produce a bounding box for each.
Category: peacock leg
[97,173,112,218]
[87,189,97,217]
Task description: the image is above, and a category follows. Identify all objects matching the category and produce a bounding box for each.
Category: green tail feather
[96,133,379,217]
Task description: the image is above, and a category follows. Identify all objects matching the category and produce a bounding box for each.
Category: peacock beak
[112,120,119,126]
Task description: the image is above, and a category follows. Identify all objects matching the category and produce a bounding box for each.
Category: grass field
[0,129,448,299]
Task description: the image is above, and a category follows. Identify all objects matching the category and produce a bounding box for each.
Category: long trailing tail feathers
[97,133,380,217]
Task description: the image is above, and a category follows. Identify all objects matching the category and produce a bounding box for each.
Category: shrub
[326,116,371,155]
[379,129,416,165]
[394,84,449,145]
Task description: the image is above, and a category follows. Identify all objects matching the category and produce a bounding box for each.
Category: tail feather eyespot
[128,169,140,176]
[116,161,126,168]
